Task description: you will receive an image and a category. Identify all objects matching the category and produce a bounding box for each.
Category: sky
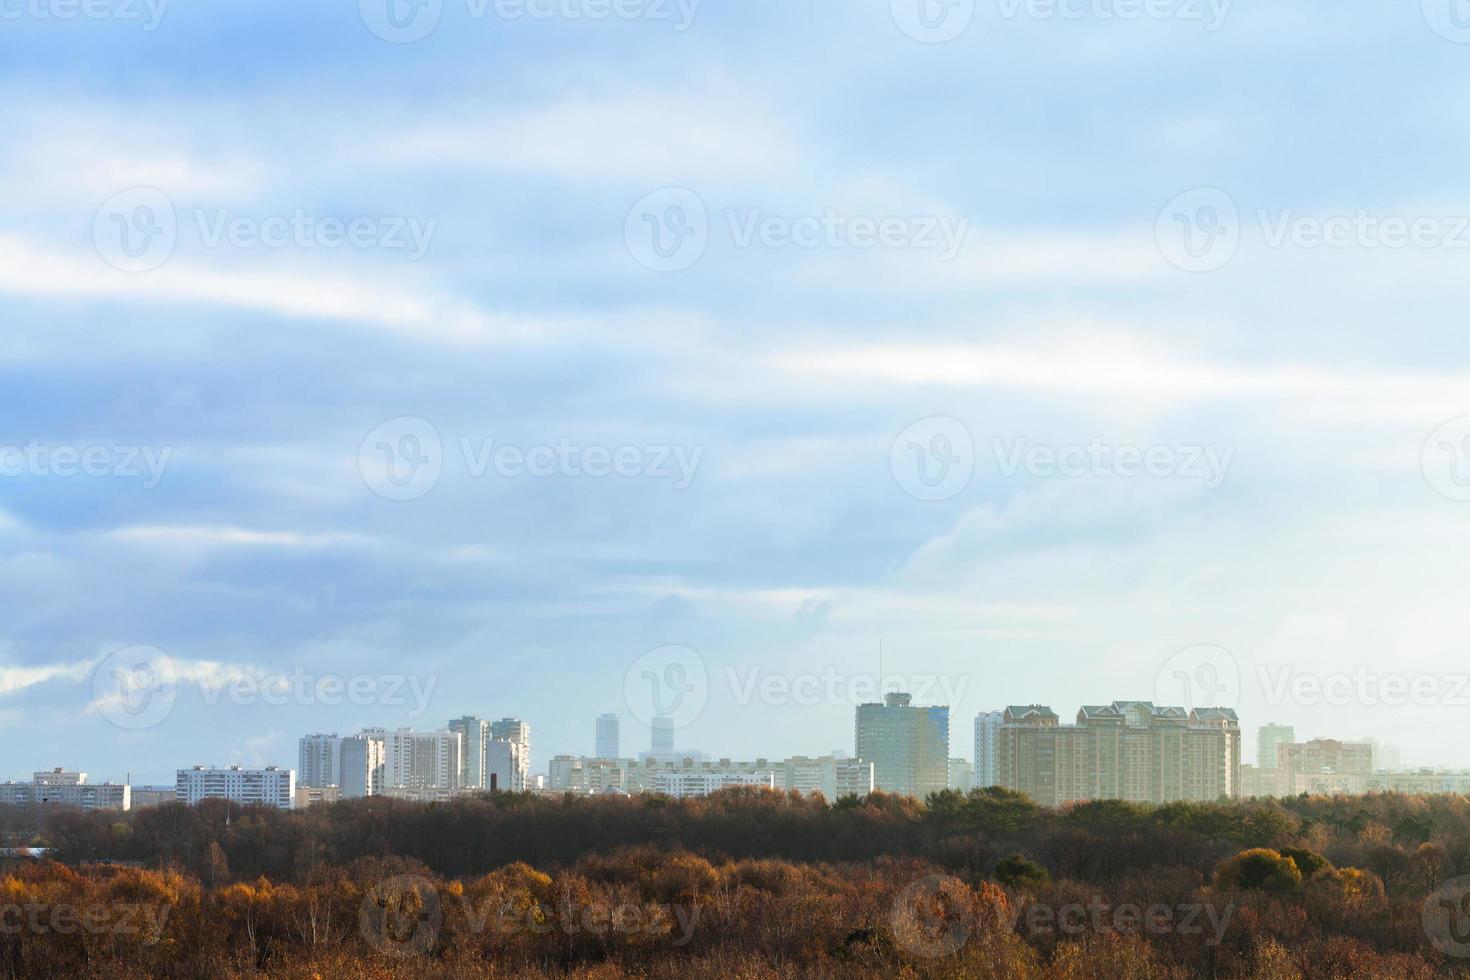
[4,0,1470,784]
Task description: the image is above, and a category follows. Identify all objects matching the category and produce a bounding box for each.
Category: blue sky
[5,0,1470,783]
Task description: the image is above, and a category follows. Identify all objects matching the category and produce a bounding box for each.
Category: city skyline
[0,686,1419,796]
[5,3,1470,783]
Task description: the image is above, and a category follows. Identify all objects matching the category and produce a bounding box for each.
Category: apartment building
[996,701,1240,806]
[176,766,295,809]
[974,710,1003,788]
[0,770,131,811]
[377,728,461,792]
[1278,739,1373,795]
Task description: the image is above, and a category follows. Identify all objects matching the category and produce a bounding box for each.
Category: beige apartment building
[996,701,1240,806]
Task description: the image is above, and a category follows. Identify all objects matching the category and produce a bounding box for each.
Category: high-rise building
[486,738,525,791]
[854,692,950,799]
[650,715,675,757]
[948,758,973,792]
[298,733,343,789]
[1257,723,1294,770]
[379,728,462,791]
[340,733,385,798]
[491,718,531,788]
[973,710,1003,788]
[596,713,620,759]
[176,766,294,810]
[996,701,1240,806]
[449,716,491,789]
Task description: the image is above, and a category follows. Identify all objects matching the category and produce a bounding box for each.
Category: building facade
[490,718,531,789]
[339,733,385,798]
[0,770,130,811]
[1278,739,1373,795]
[854,693,950,799]
[298,733,343,789]
[974,710,1003,788]
[379,728,462,792]
[448,716,491,789]
[996,701,1240,806]
[948,758,974,792]
[176,766,295,809]
[596,713,620,759]
[1256,723,1294,770]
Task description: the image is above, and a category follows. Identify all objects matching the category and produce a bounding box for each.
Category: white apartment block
[448,716,490,789]
[651,768,773,798]
[973,710,1003,788]
[491,718,531,788]
[379,728,462,791]
[550,755,870,800]
[176,766,295,809]
[779,756,874,799]
[298,733,343,788]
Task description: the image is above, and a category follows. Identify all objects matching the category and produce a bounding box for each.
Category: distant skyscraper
[973,710,1003,788]
[854,692,950,799]
[379,728,462,791]
[449,716,491,789]
[947,758,973,792]
[340,733,384,798]
[1257,723,1295,769]
[651,715,675,756]
[596,713,620,759]
[486,738,525,791]
[491,718,531,789]
[298,733,343,789]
